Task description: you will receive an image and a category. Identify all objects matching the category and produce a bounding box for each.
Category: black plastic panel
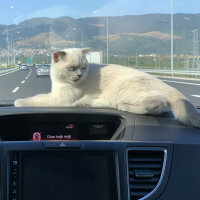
[1,141,173,200]
[158,143,200,200]
[0,107,199,142]
[0,112,123,141]
[0,107,199,200]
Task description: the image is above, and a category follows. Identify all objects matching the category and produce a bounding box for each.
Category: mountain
[1,14,200,55]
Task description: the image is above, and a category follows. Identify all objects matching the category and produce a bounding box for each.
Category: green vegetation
[0,64,16,68]
[16,56,51,65]
[14,54,194,70]
[107,55,193,70]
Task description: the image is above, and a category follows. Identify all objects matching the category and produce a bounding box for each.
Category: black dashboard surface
[0,106,199,142]
[0,106,200,200]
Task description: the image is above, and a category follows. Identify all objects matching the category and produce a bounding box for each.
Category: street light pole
[72,28,76,48]
[6,26,9,65]
[106,16,109,64]
[171,0,174,74]
[7,6,14,66]
[81,29,84,47]
[93,10,109,64]
[124,49,127,66]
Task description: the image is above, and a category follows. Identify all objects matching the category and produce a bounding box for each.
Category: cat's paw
[72,101,84,106]
[14,99,29,107]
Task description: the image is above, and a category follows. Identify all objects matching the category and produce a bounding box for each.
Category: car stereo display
[18,151,118,200]
[29,124,79,141]
[29,122,113,141]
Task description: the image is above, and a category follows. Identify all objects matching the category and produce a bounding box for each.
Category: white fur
[14,48,200,128]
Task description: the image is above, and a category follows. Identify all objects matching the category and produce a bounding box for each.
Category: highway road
[159,77,200,106]
[0,66,51,103]
[0,66,199,106]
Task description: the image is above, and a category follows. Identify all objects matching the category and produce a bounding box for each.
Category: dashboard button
[11,168,18,179]
[44,141,81,148]
[11,189,18,195]
[11,175,17,179]
[11,181,18,187]
[10,197,18,200]
[11,153,19,161]
[12,168,18,173]
[12,161,18,166]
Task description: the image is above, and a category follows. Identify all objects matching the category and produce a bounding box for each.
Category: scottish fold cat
[14,48,200,128]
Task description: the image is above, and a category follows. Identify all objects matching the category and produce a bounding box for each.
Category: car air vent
[127,149,166,200]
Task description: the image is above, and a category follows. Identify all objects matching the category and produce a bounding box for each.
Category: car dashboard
[0,107,200,200]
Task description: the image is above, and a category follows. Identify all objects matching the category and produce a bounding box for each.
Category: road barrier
[0,67,20,75]
[138,69,200,79]
[0,66,199,79]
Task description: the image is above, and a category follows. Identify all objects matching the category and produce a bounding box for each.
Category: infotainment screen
[29,123,113,141]
[20,151,118,200]
[29,124,79,141]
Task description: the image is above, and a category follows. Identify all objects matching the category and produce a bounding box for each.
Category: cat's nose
[78,74,82,78]
[77,69,81,75]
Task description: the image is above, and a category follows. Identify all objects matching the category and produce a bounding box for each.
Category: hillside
[1,14,200,54]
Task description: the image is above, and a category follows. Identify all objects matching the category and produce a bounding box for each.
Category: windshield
[0,0,200,106]
[39,65,50,68]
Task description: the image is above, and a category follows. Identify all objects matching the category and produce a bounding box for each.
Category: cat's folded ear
[53,51,67,62]
[81,48,90,54]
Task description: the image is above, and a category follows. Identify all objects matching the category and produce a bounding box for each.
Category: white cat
[14,48,200,128]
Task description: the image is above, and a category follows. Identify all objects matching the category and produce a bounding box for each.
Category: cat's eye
[82,65,86,69]
[67,66,76,71]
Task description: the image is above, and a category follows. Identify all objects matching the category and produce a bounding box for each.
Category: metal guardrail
[0,66,199,79]
[138,69,200,79]
[0,67,20,75]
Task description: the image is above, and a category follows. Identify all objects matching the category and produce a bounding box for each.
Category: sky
[0,0,200,25]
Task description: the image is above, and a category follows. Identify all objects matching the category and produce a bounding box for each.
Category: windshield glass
[0,0,200,106]
[40,65,50,68]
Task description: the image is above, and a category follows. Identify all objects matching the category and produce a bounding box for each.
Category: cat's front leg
[73,95,94,106]
[14,99,31,107]
[14,93,56,107]
[73,95,111,108]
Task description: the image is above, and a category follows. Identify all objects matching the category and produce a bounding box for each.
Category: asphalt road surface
[159,77,200,106]
[0,66,51,103]
[0,66,199,106]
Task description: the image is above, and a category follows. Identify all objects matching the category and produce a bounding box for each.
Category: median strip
[162,80,200,86]
[12,87,20,93]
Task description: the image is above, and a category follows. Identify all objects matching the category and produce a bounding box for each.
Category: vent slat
[128,163,162,169]
[128,150,164,200]
[130,184,156,190]
[128,157,162,162]
[130,191,149,197]
[150,169,162,175]
[129,177,159,183]
[129,169,161,176]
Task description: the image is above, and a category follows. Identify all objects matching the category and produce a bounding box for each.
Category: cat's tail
[166,87,200,128]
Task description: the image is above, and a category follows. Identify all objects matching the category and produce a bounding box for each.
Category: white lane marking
[162,79,200,86]
[28,68,32,76]
[12,87,20,93]
[0,67,20,77]
[25,67,32,80]
[21,80,25,84]
[191,95,200,98]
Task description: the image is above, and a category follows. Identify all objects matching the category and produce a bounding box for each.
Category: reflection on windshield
[0,0,199,105]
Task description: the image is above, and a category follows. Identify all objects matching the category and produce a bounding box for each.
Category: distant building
[86,51,102,64]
